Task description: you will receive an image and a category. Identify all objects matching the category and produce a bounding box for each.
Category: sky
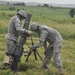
[1,0,75,4]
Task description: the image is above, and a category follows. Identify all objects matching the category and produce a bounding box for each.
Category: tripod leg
[25,51,32,62]
[33,51,37,60]
[36,50,49,70]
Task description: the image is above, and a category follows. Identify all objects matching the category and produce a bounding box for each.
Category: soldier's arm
[43,41,47,50]
[33,29,48,48]
[15,19,28,33]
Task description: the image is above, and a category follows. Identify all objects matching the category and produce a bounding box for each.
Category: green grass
[0,4,75,75]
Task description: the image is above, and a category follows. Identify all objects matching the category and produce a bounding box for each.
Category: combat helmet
[30,22,39,31]
[17,10,27,18]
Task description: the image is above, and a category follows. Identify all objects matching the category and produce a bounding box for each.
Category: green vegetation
[0,4,75,75]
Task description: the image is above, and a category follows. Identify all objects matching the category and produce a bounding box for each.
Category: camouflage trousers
[6,39,17,53]
[44,41,62,68]
[4,39,17,64]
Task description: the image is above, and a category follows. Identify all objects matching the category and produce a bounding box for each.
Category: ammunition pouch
[6,46,16,56]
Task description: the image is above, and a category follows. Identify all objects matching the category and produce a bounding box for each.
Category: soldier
[3,10,32,70]
[30,22,63,75]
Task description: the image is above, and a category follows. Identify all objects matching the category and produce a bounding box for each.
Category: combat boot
[3,56,10,64]
[58,67,63,75]
[2,56,10,69]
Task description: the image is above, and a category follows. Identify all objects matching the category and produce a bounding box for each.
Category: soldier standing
[3,10,32,71]
[30,22,63,75]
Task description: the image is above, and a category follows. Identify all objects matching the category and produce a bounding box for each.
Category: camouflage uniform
[31,24,63,68]
[6,15,28,54]
[4,15,28,64]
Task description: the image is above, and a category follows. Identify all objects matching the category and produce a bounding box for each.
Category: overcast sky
[1,0,75,4]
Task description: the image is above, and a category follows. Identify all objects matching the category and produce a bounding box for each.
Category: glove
[31,46,36,51]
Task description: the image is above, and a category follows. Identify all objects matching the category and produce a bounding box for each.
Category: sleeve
[33,29,48,48]
[15,18,28,33]
[43,41,47,50]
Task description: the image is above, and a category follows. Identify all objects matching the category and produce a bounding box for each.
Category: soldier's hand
[27,31,33,36]
[31,46,36,51]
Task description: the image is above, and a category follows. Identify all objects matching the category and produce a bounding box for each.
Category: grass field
[0,4,75,75]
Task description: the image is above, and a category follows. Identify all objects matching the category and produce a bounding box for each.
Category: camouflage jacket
[6,15,28,41]
[33,25,63,49]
